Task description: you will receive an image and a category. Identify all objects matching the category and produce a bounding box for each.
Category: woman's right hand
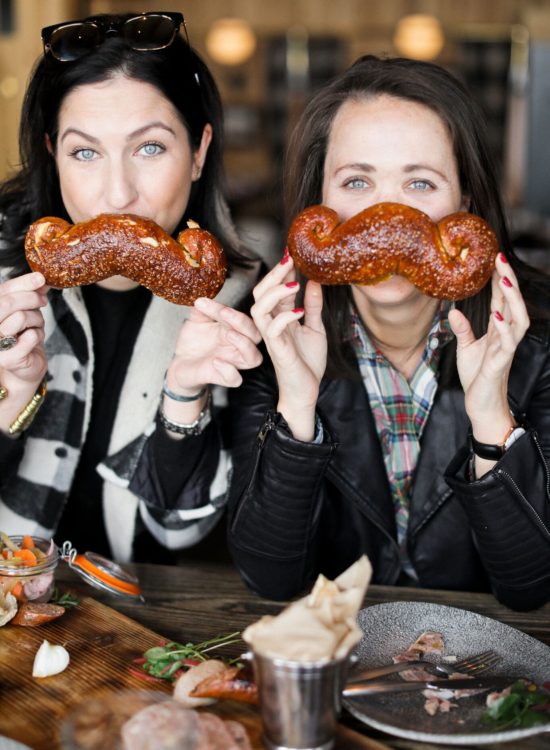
[250,251,327,441]
[0,273,49,426]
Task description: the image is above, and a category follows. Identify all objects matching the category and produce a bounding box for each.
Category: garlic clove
[0,590,17,626]
[32,639,70,678]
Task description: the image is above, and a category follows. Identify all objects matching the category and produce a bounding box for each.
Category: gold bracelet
[8,378,47,436]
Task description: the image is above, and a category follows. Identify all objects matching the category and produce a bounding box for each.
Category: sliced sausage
[11,602,65,626]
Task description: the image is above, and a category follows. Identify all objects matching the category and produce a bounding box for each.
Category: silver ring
[0,334,17,351]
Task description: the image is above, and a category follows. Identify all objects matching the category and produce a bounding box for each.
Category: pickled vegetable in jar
[0,533,59,602]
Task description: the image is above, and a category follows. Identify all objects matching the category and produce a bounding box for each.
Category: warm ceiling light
[205,18,257,66]
[393,14,445,60]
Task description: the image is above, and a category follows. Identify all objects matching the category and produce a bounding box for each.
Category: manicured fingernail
[285,281,299,288]
[292,307,304,314]
[280,247,290,265]
[502,276,513,288]
[494,310,504,321]
[499,253,508,263]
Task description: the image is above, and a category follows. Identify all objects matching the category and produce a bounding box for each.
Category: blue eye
[345,178,368,189]
[140,142,164,156]
[73,148,96,161]
[410,180,433,191]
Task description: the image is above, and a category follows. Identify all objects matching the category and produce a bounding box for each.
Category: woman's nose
[104,160,139,211]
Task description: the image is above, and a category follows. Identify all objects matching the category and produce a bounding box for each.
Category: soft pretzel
[25,213,227,305]
[287,202,498,300]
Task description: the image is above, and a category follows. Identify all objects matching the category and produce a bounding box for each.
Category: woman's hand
[448,253,529,467]
[250,251,327,441]
[0,273,49,431]
[166,298,262,394]
[0,273,49,384]
[161,299,262,434]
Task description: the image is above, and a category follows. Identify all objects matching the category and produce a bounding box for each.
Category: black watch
[469,426,526,460]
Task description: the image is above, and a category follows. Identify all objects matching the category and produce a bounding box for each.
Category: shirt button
[429,337,439,350]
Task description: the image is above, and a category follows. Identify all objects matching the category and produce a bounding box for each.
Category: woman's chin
[353,275,425,305]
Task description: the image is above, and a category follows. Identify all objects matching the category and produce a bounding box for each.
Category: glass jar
[0,535,59,602]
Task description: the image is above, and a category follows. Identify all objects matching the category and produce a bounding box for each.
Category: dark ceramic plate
[343,601,550,745]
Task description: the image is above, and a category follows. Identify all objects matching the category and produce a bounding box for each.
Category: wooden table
[48,561,550,750]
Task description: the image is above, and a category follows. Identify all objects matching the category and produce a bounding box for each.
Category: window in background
[0,0,13,34]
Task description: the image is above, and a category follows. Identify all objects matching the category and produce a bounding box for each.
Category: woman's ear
[461,193,471,212]
[192,123,213,181]
[44,133,54,156]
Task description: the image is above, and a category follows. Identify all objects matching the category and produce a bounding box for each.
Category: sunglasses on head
[42,11,187,62]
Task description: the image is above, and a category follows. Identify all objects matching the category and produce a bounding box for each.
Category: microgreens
[484,680,550,730]
[131,631,243,682]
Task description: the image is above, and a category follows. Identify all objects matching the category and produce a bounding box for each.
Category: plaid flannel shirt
[350,304,453,578]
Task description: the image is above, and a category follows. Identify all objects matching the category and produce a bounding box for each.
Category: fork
[347,649,501,684]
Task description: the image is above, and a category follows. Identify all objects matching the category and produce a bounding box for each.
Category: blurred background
[1,0,550,267]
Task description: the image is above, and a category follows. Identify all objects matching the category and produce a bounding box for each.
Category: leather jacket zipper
[533,431,550,500]
[496,442,550,541]
[232,411,280,529]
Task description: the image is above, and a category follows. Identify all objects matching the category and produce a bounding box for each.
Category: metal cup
[246,651,351,750]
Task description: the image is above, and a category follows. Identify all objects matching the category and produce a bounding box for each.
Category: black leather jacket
[228,330,550,611]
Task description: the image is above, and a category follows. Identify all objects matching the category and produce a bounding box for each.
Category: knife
[343,676,517,697]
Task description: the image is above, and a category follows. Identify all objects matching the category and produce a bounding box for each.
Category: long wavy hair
[0,14,250,276]
[284,54,549,382]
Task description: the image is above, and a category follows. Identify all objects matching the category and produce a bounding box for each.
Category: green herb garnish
[484,680,550,730]
[50,587,80,609]
[133,631,243,682]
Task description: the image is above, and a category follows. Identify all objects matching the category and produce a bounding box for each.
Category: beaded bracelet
[158,392,212,437]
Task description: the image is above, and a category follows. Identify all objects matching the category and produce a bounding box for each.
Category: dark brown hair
[284,54,548,381]
[0,14,249,275]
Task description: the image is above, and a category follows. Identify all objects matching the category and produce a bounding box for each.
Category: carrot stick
[11,580,23,599]
[21,535,35,550]
[14,549,37,566]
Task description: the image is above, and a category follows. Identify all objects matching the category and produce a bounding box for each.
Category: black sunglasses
[42,12,187,62]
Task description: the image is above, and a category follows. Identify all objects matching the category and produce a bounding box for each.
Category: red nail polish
[292,307,304,314]
[499,253,508,263]
[285,281,299,288]
[494,310,504,321]
[280,253,290,266]
[502,276,513,288]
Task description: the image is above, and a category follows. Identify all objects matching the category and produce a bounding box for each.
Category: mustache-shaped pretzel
[25,213,227,305]
[287,202,498,300]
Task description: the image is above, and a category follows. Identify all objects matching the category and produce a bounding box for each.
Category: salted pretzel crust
[25,213,227,305]
[287,202,498,300]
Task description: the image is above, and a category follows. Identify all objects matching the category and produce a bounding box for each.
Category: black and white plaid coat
[0,267,255,561]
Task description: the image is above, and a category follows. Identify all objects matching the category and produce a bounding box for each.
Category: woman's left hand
[167,298,262,393]
[448,253,529,441]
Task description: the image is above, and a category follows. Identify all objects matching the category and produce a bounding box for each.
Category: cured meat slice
[224,719,253,749]
[121,700,200,750]
[194,712,240,750]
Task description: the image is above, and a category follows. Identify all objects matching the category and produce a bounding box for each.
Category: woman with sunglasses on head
[0,12,262,563]
[227,55,550,611]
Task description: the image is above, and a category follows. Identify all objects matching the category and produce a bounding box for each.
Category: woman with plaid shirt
[228,55,550,611]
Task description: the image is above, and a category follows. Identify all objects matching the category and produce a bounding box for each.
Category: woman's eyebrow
[60,128,99,144]
[403,163,449,181]
[126,122,177,140]
[334,162,375,175]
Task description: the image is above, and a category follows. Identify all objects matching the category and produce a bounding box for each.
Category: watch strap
[158,392,212,437]
[470,425,525,460]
